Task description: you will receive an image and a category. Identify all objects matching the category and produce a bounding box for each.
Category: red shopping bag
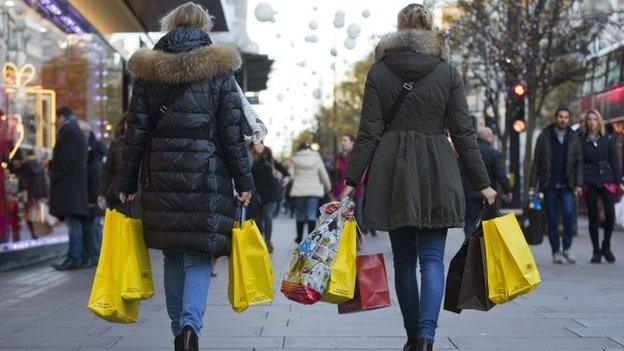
[338,253,391,314]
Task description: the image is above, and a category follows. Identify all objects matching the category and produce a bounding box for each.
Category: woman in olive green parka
[341,4,495,351]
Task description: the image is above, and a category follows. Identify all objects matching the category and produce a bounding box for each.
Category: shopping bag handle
[237,206,247,228]
[355,221,372,254]
[467,203,501,237]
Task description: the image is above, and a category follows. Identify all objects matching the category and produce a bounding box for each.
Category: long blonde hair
[160,2,214,33]
[581,109,606,137]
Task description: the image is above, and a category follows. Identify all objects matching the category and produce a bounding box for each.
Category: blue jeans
[163,250,213,336]
[389,227,447,341]
[66,216,83,263]
[544,187,575,254]
[81,216,102,261]
[293,197,320,221]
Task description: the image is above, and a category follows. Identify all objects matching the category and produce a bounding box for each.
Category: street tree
[449,0,622,198]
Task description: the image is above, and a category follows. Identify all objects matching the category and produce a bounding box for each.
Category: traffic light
[511,83,526,133]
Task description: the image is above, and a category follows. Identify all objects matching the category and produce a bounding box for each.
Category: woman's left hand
[340,185,355,200]
[236,191,252,206]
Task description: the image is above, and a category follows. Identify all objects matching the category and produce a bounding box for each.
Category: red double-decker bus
[579,43,624,124]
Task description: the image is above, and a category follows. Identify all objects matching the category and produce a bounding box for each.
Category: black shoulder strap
[378,61,442,141]
[152,84,188,128]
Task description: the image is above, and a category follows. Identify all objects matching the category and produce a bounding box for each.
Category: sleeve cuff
[234,174,255,193]
[345,179,358,187]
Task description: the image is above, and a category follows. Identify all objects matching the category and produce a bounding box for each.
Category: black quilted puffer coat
[119,28,254,257]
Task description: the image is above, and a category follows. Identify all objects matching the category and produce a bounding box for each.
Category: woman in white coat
[289,142,331,243]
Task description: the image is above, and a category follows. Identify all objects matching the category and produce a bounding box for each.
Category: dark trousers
[584,185,615,251]
[254,202,277,242]
[463,199,483,237]
[544,187,575,254]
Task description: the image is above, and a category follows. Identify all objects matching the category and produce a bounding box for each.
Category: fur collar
[127,44,242,84]
[375,29,449,61]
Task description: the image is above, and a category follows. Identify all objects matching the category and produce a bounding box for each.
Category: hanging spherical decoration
[305,35,318,43]
[254,3,276,23]
[347,24,362,39]
[362,9,370,18]
[344,37,356,50]
[277,93,284,101]
[330,47,337,56]
[313,89,322,99]
[333,10,346,28]
[297,60,306,67]
[308,21,318,30]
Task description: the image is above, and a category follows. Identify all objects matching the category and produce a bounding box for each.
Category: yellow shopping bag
[87,209,139,323]
[483,213,541,304]
[228,213,274,313]
[321,220,357,304]
[119,213,155,301]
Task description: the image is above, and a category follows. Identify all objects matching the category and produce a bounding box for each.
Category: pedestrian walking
[98,114,129,214]
[461,127,513,237]
[340,4,494,350]
[289,142,331,243]
[579,109,623,263]
[529,107,583,265]
[78,121,107,268]
[250,142,290,253]
[9,149,49,238]
[50,107,89,271]
[117,3,253,350]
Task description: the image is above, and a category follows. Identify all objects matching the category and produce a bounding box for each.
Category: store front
[0,0,123,268]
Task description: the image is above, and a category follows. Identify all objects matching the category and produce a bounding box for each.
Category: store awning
[67,0,228,35]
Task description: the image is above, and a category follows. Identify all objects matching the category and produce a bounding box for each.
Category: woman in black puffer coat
[118,3,253,350]
[580,109,624,264]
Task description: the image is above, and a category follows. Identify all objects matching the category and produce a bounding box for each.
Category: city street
[0,216,623,351]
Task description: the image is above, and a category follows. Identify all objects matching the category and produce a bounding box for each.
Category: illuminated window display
[0,0,123,254]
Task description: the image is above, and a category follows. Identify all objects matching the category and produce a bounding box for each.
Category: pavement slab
[0,217,622,350]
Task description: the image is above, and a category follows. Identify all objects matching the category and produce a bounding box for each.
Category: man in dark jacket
[50,107,89,271]
[529,107,583,264]
[461,127,513,236]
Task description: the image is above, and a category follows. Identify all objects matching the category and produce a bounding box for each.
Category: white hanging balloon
[254,3,276,23]
[347,24,362,39]
[277,93,284,101]
[308,21,318,30]
[362,9,370,18]
[313,89,322,99]
[330,47,337,56]
[330,62,336,70]
[335,10,346,18]
[304,35,318,43]
[276,33,281,39]
[344,37,356,50]
[333,16,345,29]
[297,61,306,67]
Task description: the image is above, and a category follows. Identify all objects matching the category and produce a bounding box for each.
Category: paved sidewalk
[0,216,623,350]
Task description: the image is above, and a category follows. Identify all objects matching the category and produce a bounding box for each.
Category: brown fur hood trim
[127,44,242,84]
[375,29,449,61]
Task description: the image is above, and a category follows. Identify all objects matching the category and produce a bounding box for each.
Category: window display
[0,1,123,253]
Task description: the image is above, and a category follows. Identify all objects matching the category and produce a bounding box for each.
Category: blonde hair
[160,2,214,33]
[582,109,606,137]
[398,3,434,31]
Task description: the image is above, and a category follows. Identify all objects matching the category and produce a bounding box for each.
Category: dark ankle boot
[296,221,305,243]
[174,335,182,351]
[181,325,198,351]
[602,242,616,263]
[591,249,602,264]
[416,338,434,351]
[403,336,418,351]
[307,221,317,234]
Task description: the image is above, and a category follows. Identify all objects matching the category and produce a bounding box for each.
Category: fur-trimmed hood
[375,29,449,62]
[127,29,241,84]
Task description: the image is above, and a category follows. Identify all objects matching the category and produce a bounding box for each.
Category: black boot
[307,221,317,235]
[403,336,418,351]
[591,249,602,264]
[174,335,182,351]
[416,338,434,351]
[181,325,198,351]
[602,242,616,263]
[295,221,305,243]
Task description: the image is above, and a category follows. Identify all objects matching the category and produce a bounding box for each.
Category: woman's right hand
[119,192,136,204]
[480,187,497,205]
